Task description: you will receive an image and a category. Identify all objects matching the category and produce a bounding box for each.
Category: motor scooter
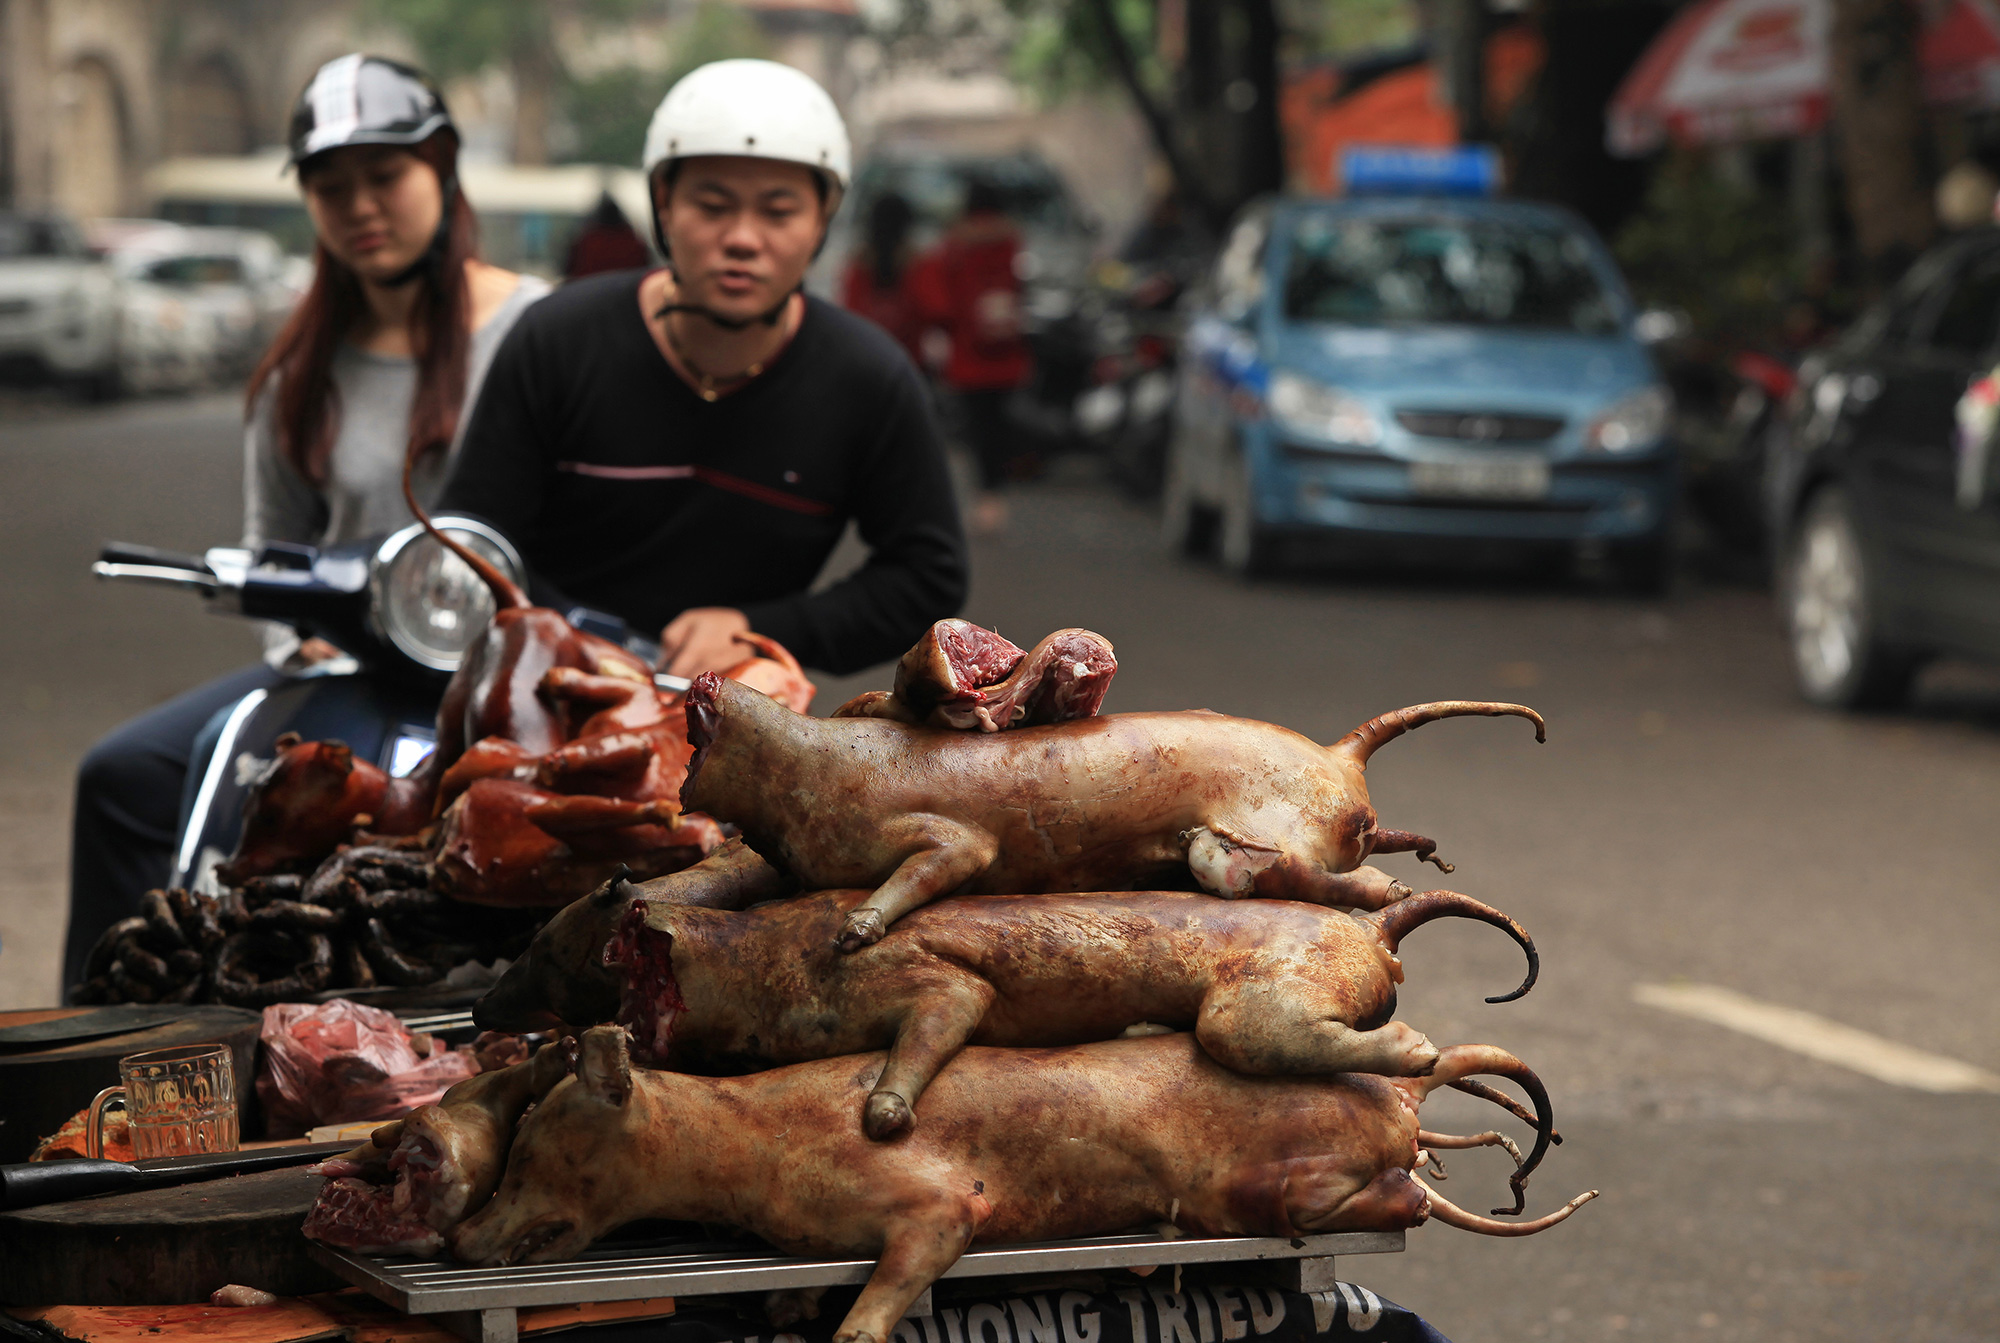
[94,517,685,895]
[1073,264,1188,498]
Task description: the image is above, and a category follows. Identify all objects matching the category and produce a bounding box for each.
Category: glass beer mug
[86,1043,240,1160]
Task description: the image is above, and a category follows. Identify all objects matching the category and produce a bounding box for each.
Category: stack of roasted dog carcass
[303,616,1598,1342]
[71,565,818,1007]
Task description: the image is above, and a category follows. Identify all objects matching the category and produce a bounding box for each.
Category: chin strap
[652,286,800,401]
[380,175,458,290]
[653,284,798,331]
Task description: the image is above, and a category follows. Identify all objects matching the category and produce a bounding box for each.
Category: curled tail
[1332,702,1545,768]
[402,443,528,611]
[1416,1178,1597,1236]
[1365,890,1538,1003]
[1414,1043,1557,1214]
[1449,1078,1562,1146]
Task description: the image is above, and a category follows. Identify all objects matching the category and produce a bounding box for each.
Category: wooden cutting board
[0,1163,340,1306]
[0,1006,262,1162]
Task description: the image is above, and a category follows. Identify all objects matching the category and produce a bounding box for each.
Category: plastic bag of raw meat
[256,999,477,1138]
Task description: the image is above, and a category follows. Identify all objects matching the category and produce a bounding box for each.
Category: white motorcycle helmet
[641,59,852,261]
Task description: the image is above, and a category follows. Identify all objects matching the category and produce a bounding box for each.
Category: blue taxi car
[1163,187,1676,589]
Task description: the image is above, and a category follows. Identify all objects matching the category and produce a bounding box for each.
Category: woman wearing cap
[440,59,967,679]
[63,54,547,996]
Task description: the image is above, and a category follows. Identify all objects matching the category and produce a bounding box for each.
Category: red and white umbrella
[1608,0,2000,156]
[1923,0,2000,106]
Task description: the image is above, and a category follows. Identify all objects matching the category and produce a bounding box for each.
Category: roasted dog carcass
[453,1027,1595,1343]
[219,593,653,884]
[220,462,815,889]
[427,635,812,906]
[303,1040,571,1256]
[470,840,793,1031]
[476,878,1537,1142]
[612,886,1537,1139]
[833,620,1117,731]
[680,674,1544,949]
[428,781,715,907]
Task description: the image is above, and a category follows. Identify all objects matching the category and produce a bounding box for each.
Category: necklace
[663,314,771,403]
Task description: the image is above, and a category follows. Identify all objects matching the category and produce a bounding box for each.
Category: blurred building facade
[0,0,390,217]
[0,0,1148,253]
[849,71,1151,243]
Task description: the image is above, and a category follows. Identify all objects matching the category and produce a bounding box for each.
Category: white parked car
[116,227,294,379]
[95,223,296,393]
[104,227,212,395]
[0,211,121,397]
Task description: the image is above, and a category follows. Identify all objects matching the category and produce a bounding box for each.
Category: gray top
[243,273,550,552]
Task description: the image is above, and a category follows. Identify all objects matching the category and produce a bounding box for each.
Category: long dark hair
[247,132,479,488]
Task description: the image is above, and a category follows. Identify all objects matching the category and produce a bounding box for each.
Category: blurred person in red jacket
[563,190,651,279]
[840,191,922,363]
[910,178,1030,535]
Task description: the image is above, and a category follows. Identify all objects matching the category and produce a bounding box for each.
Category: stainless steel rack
[312,1228,1404,1343]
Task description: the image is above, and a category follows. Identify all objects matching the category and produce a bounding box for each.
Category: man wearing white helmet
[440,60,966,676]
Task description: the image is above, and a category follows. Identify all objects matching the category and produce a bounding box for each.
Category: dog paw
[1383,1022,1440,1076]
[836,909,885,953]
[864,1089,914,1139]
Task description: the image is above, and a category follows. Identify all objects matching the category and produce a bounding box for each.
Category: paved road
[2,396,1995,1341]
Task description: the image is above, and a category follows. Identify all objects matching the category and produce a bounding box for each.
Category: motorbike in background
[94,519,681,894]
[1674,347,1797,557]
[1073,262,1188,497]
[1647,298,1821,562]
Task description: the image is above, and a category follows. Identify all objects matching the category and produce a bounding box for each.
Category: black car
[1766,228,2000,708]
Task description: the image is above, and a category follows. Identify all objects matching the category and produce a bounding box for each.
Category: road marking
[1633,982,2000,1094]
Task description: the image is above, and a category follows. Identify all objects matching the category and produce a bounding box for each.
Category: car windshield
[141,255,245,285]
[1283,214,1621,334]
[0,215,65,258]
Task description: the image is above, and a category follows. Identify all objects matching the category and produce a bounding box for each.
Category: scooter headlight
[369,517,525,672]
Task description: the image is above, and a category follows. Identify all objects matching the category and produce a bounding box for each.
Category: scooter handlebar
[99,541,213,574]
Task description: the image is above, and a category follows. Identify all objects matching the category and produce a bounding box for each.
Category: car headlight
[1586,385,1671,452]
[1268,371,1383,447]
[369,518,525,672]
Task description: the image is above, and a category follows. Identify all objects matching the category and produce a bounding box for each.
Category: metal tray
[312,1227,1404,1343]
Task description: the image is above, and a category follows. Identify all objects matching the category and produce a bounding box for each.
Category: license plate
[1410,456,1550,501]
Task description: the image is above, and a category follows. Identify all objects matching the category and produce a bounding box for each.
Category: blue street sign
[1340,144,1502,197]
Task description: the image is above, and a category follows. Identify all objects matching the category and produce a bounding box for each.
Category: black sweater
[439,273,967,674]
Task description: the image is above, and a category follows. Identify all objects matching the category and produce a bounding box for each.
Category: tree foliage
[563,3,769,166]
[363,0,561,78]
[364,0,769,167]
[1297,0,1418,58]
[1004,0,1163,106]
[1613,151,1811,343]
